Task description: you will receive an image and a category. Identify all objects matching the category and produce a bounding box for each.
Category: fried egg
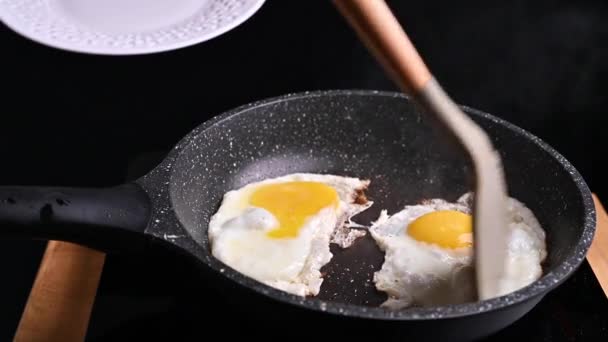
[208,173,371,297]
[370,193,547,309]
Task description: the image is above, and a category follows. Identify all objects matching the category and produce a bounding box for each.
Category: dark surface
[1,0,607,340]
[1,90,601,340]
[0,89,596,340]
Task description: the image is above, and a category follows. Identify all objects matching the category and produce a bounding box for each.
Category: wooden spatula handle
[13,241,106,342]
[333,0,432,92]
[590,194,608,298]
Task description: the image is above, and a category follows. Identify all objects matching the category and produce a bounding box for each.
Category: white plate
[0,0,266,55]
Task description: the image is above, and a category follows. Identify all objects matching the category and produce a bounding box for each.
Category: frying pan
[0,90,595,341]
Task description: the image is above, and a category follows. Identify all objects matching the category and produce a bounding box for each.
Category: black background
[1,0,607,340]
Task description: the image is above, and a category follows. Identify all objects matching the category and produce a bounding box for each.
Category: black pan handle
[0,183,151,251]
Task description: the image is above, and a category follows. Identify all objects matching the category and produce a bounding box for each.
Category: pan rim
[161,89,596,320]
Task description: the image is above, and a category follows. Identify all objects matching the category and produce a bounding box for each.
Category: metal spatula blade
[472,148,510,299]
[418,79,510,300]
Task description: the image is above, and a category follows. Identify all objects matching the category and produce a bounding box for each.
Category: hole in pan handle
[0,183,152,252]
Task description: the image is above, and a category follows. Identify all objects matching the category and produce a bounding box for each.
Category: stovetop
[80,151,606,341]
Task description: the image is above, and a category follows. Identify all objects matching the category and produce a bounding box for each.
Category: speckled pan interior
[138,90,595,321]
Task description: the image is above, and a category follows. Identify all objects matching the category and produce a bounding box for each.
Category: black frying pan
[0,91,595,341]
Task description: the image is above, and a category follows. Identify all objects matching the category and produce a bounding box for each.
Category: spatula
[333,0,510,300]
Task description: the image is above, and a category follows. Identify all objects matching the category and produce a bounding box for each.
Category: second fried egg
[370,193,546,309]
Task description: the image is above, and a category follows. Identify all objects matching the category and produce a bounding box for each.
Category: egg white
[371,193,547,309]
[208,173,371,296]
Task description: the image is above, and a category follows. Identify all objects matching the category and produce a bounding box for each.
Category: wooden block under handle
[13,241,106,342]
[589,194,608,299]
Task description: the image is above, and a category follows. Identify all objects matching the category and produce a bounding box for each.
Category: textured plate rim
[0,0,266,55]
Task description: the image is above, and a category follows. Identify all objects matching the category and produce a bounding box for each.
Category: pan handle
[0,183,151,251]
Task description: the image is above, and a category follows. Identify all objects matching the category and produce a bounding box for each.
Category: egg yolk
[407,210,473,249]
[249,181,339,238]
